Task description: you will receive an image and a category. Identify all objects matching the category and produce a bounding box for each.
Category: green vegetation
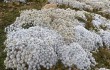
[93,48,110,69]
[58,4,79,11]
[0,2,20,70]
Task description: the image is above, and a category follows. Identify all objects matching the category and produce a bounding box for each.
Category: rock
[42,3,57,9]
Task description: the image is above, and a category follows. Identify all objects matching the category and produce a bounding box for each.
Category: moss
[58,4,70,9]
[0,7,18,70]
[75,16,87,23]
[22,23,34,29]
[84,13,95,31]
[100,25,107,30]
[98,12,110,19]
[58,4,80,11]
[92,48,110,69]
[46,60,77,70]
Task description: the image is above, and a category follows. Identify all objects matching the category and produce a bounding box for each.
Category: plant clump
[4,4,110,70]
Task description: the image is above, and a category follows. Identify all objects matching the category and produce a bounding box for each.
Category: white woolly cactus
[5,9,80,34]
[73,26,103,51]
[48,0,110,11]
[4,26,63,70]
[99,30,110,48]
[99,68,110,70]
[92,14,110,29]
[58,42,96,70]
[4,7,110,70]
[5,9,86,44]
